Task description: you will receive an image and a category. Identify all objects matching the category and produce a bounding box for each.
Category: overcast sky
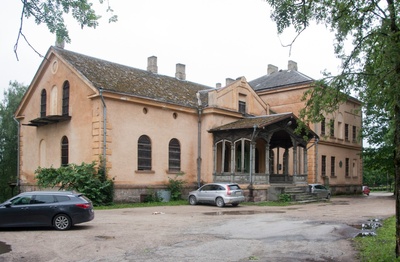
[0,0,341,100]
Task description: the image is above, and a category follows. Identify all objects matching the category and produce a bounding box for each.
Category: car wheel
[216,197,225,207]
[189,195,197,205]
[53,214,72,230]
[232,203,239,207]
[326,193,331,200]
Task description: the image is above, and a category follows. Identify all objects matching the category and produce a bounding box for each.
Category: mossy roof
[53,46,214,108]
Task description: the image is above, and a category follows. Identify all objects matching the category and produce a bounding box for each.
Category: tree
[0,81,28,202]
[264,0,400,255]
[15,0,117,60]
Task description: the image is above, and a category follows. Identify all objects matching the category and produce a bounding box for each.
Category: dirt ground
[0,192,395,262]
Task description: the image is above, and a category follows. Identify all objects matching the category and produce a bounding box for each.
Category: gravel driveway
[0,192,395,262]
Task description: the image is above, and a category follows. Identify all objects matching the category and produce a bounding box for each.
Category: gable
[207,77,269,116]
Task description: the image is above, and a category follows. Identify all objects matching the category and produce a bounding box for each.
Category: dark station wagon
[0,191,94,230]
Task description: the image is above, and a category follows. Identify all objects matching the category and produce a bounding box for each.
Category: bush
[167,173,186,201]
[35,161,114,206]
[278,193,292,203]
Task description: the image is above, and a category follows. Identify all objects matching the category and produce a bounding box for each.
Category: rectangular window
[330,120,335,137]
[330,156,335,177]
[321,118,325,135]
[321,155,326,177]
[352,126,357,142]
[238,101,246,114]
[345,158,350,177]
[345,124,349,141]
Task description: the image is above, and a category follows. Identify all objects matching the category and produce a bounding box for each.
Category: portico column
[221,140,226,173]
[293,141,298,176]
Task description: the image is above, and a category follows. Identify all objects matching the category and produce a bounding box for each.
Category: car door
[29,194,57,226]
[314,185,327,198]
[0,195,33,227]
[197,185,215,203]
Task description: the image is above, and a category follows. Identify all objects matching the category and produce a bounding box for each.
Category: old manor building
[14,46,362,201]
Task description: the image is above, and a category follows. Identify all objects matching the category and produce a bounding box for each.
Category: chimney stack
[175,63,186,80]
[55,38,65,49]
[288,60,298,71]
[147,56,158,74]
[225,78,234,86]
[267,64,278,75]
[216,83,222,89]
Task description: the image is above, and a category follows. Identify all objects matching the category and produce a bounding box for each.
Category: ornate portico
[209,113,318,186]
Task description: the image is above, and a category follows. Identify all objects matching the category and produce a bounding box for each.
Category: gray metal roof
[249,70,314,91]
[52,47,214,108]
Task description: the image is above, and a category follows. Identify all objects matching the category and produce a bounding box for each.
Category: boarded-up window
[138,135,151,170]
[168,138,181,172]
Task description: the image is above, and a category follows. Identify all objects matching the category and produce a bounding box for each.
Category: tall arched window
[138,135,151,170]
[40,89,47,117]
[168,138,181,172]
[61,136,69,166]
[62,81,70,116]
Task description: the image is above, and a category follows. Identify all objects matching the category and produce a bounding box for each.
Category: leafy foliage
[15,0,117,59]
[265,0,400,255]
[35,161,114,206]
[0,81,27,202]
[166,173,186,201]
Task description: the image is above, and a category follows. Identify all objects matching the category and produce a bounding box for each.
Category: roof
[249,70,313,91]
[52,47,214,108]
[209,112,295,131]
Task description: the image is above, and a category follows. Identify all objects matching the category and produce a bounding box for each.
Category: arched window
[61,136,69,166]
[168,138,181,172]
[40,89,47,117]
[62,81,70,116]
[138,135,151,170]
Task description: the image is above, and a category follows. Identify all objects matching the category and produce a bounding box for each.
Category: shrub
[167,173,186,201]
[35,160,114,206]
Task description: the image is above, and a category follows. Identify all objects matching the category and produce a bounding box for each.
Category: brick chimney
[267,64,278,75]
[147,56,158,74]
[216,83,222,88]
[175,63,186,80]
[288,60,298,71]
[225,78,234,86]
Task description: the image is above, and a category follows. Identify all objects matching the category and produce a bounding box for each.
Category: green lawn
[354,216,400,261]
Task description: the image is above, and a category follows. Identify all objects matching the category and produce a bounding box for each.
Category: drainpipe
[196,92,202,188]
[13,117,20,193]
[99,88,107,173]
[248,124,257,201]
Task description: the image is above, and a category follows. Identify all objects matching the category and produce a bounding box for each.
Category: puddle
[0,241,11,255]
[95,235,116,240]
[203,210,285,216]
[352,218,382,238]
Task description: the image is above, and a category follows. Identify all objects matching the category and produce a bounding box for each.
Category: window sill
[135,170,155,174]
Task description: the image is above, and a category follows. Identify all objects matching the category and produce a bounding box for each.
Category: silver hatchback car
[188,183,245,207]
[309,184,331,199]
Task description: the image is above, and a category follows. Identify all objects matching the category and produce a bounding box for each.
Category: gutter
[196,92,203,188]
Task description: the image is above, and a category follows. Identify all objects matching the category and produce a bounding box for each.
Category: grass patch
[354,216,400,262]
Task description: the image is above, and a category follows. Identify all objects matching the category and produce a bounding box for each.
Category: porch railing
[213,172,308,185]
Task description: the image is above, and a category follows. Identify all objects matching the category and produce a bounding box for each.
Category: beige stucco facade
[255,76,362,194]
[15,47,362,202]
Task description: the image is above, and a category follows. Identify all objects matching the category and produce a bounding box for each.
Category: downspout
[248,124,257,201]
[99,88,107,173]
[13,117,20,193]
[196,92,202,188]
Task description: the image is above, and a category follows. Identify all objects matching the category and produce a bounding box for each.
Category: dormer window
[40,89,47,117]
[239,101,246,114]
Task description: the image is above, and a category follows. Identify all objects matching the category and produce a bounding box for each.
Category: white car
[188,183,245,207]
[309,184,331,199]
